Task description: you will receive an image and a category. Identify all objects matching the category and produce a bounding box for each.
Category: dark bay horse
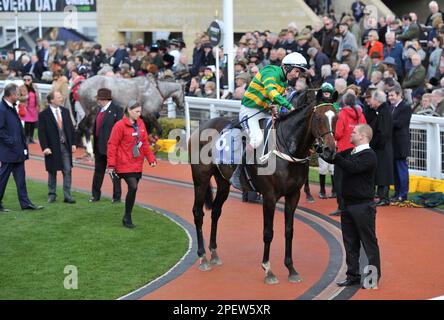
[189,89,337,284]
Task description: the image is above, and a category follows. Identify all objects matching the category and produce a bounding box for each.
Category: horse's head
[141,111,163,137]
[310,103,337,162]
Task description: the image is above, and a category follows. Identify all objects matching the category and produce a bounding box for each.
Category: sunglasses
[24,78,32,81]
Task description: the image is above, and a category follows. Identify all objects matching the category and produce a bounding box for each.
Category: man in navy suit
[0,84,43,212]
[388,85,412,202]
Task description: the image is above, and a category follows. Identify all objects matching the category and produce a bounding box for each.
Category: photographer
[107,100,157,228]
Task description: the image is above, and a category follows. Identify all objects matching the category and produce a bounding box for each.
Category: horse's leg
[209,174,230,266]
[261,195,279,285]
[192,167,212,271]
[284,191,303,283]
[83,131,94,159]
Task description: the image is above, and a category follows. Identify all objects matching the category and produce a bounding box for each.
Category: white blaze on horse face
[325,110,335,133]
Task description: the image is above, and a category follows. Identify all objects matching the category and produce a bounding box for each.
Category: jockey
[318,82,340,112]
[230,52,308,191]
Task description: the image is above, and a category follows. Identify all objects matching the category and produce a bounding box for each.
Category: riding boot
[230,164,244,191]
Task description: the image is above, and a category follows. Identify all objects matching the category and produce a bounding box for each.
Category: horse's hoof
[198,257,212,271]
[288,274,303,283]
[265,274,279,285]
[210,251,223,266]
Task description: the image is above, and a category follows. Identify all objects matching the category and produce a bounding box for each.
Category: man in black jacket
[38,91,76,204]
[323,124,380,289]
[89,88,123,203]
[388,85,412,202]
[367,90,394,206]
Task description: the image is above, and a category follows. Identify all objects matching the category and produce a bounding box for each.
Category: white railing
[185,97,444,179]
[0,80,53,102]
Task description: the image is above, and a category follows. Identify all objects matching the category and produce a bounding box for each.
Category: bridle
[311,103,336,152]
[154,79,166,101]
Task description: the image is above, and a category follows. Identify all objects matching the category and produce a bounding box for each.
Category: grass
[0,179,188,300]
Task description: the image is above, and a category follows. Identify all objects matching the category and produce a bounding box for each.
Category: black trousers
[92,153,122,201]
[333,164,345,211]
[119,172,142,218]
[24,122,37,141]
[341,201,381,281]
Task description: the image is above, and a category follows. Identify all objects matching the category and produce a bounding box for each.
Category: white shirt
[49,105,63,123]
[353,143,370,154]
[101,101,112,112]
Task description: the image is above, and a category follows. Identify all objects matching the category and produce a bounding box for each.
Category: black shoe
[329,209,342,216]
[375,199,390,206]
[242,192,248,202]
[318,192,328,199]
[89,197,100,202]
[391,196,407,203]
[329,192,337,199]
[0,206,11,212]
[48,196,56,203]
[22,204,44,210]
[111,199,121,204]
[64,198,76,204]
[337,278,361,287]
[306,194,315,203]
[122,218,135,229]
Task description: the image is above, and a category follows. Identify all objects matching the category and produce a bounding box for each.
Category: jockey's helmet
[321,82,335,94]
[282,52,308,73]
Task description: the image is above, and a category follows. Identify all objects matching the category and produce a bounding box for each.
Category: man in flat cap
[89,88,123,203]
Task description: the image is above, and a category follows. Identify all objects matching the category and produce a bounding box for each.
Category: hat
[342,43,353,52]
[235,72,250,82]
[382,56,396,66]
[370,51,381,59]
[341,15,353,24]
[296,28,311,41]
[96,88,112,100]
[248,52,260,60]
[76,65,87,75]
[321,82,335,94]
[150,44,159,52]
[93,43,102,50]
[363,87,375,98]
[235,59,247,68]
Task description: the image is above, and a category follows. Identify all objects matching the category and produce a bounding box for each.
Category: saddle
[214,118,273,192]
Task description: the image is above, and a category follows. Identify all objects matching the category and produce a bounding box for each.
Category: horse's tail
[204,183,214,210]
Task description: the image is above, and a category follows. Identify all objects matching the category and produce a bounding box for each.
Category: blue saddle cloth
[213,119,273,165]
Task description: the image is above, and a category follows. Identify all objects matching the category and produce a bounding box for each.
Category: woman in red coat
[365,30,384,61]
[107,100,157,228]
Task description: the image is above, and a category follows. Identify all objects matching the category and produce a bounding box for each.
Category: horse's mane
[275,78,318,155]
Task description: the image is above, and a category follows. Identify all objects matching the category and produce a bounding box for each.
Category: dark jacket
[0,99,28,163]
[38,106,75,172]
[383,42,404,78]
[93,102,124,156]
[391,99,412,159]
[334,148,377,205]
[366,102,394,186]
